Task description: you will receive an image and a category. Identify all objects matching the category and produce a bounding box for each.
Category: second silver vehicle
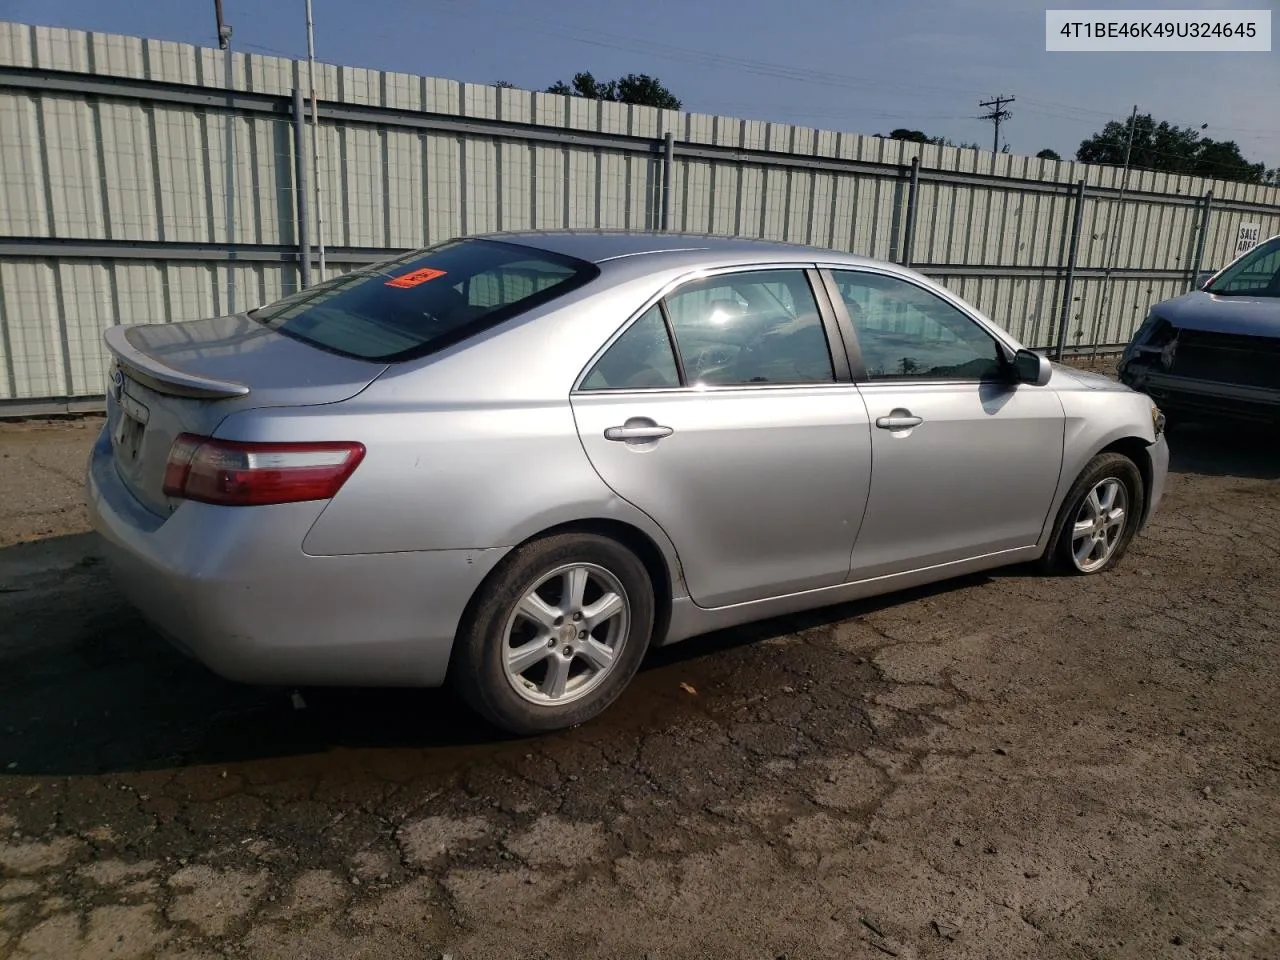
[87,232,1169,734]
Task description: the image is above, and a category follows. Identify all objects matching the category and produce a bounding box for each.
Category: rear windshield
[250,238,599,361]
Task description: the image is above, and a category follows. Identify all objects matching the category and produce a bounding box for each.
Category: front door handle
[605,423,674,441]
[875,413,923,430]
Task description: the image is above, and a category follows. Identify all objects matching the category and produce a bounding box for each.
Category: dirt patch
[165,865,270,937]
[0,838,83,875]
[1059,352,1123,377]
[0,417,102,549]
[395,815,492,867]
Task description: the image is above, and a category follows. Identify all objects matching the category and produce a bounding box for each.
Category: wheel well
[449,519,676,671]
[1098,436,1152,507]
[543,520,674,647]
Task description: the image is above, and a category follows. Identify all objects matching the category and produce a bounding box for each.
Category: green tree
[1036,148,1061,161]
[1076,113,1269,184]
[884,128,957,146]
[546,71,682,109]
[888,128,931,143]
[880,130,986,151]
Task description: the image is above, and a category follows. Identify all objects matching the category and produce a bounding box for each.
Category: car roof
[474,230,886,272]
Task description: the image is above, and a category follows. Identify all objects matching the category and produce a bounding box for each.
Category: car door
[823,268,1066,581]
[570,266,873,609]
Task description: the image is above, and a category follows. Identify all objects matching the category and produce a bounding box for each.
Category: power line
[414,0,997,102]
[242,0,1275,175]
[1017,95,1275,138]
[221,42,1272,174]
[978,95,1014,154]
[266,0,1280,161]
[695,102,975,123]
[219,1,1280,150]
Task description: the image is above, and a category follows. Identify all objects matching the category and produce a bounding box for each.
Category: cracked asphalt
[1,401,1278,960]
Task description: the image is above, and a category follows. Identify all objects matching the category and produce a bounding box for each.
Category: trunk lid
[104,314,387,516]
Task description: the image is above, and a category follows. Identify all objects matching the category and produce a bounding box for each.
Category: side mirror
[1196,270,1216,290]
[1012,348,1052,387]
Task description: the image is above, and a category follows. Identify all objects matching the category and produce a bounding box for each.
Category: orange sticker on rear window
[384,267,447,289]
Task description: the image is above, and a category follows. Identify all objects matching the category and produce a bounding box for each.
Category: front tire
[450,533,655,735]
[1040,452,1144,576]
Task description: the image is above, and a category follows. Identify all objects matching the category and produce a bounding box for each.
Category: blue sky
[2,0,1275,163]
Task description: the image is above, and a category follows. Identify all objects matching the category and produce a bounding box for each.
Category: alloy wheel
[501,563,631,706]
[1070,477,1129,573]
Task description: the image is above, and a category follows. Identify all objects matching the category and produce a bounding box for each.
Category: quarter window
[579,306,681,391]
[830,271,1004,381]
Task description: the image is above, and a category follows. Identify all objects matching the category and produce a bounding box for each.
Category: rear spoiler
[104,325,250,400]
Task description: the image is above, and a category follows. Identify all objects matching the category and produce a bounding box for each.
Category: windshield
[250,238,599,361]
[1205,236,1280,298]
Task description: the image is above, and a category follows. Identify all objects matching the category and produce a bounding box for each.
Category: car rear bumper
[85,425,508,688]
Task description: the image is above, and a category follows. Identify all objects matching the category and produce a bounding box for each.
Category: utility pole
[305,0,327,281]
[1088,104,1139,358]
[978,95,1015,153]
[214,0,236,314]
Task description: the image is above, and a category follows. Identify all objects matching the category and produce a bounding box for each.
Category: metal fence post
[292,87,312,289]
[1189,189,1214,290]
[661,131,675,231]
[901,155,920,267]
[1055,178,1086,361]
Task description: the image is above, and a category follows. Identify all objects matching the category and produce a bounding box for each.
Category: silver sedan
[87,232,1169,734]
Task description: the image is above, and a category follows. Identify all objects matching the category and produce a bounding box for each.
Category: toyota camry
[87,232,1169,734]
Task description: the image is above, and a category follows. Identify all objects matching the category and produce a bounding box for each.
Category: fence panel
[0,20,1277,408]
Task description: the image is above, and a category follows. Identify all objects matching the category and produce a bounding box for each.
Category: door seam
[566,397,692,600]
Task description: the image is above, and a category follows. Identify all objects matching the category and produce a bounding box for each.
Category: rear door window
[663,269,835,386]
[250,238,598,362]
[578,269,836,391]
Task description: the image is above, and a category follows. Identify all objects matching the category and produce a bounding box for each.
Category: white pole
[215,1,237,313]
[306,0,327,281]
[225,40,237,313]
[1089,104,1138,358]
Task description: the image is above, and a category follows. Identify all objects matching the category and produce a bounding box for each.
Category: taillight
[162,434,365,506]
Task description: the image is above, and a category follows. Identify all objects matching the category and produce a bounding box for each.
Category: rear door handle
[875,414,923,430]
[605,424,674,441]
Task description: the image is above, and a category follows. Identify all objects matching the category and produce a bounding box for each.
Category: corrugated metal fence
[1,21,1278,413]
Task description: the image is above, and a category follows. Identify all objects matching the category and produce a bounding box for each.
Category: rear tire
[1039,452,1144,576]
[450,533,654,735]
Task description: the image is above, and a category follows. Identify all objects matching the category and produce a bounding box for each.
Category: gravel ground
[1,394,1278,960]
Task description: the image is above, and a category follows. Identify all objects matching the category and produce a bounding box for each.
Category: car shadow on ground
[1166,420,1280,480]
[0,530,987,777]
